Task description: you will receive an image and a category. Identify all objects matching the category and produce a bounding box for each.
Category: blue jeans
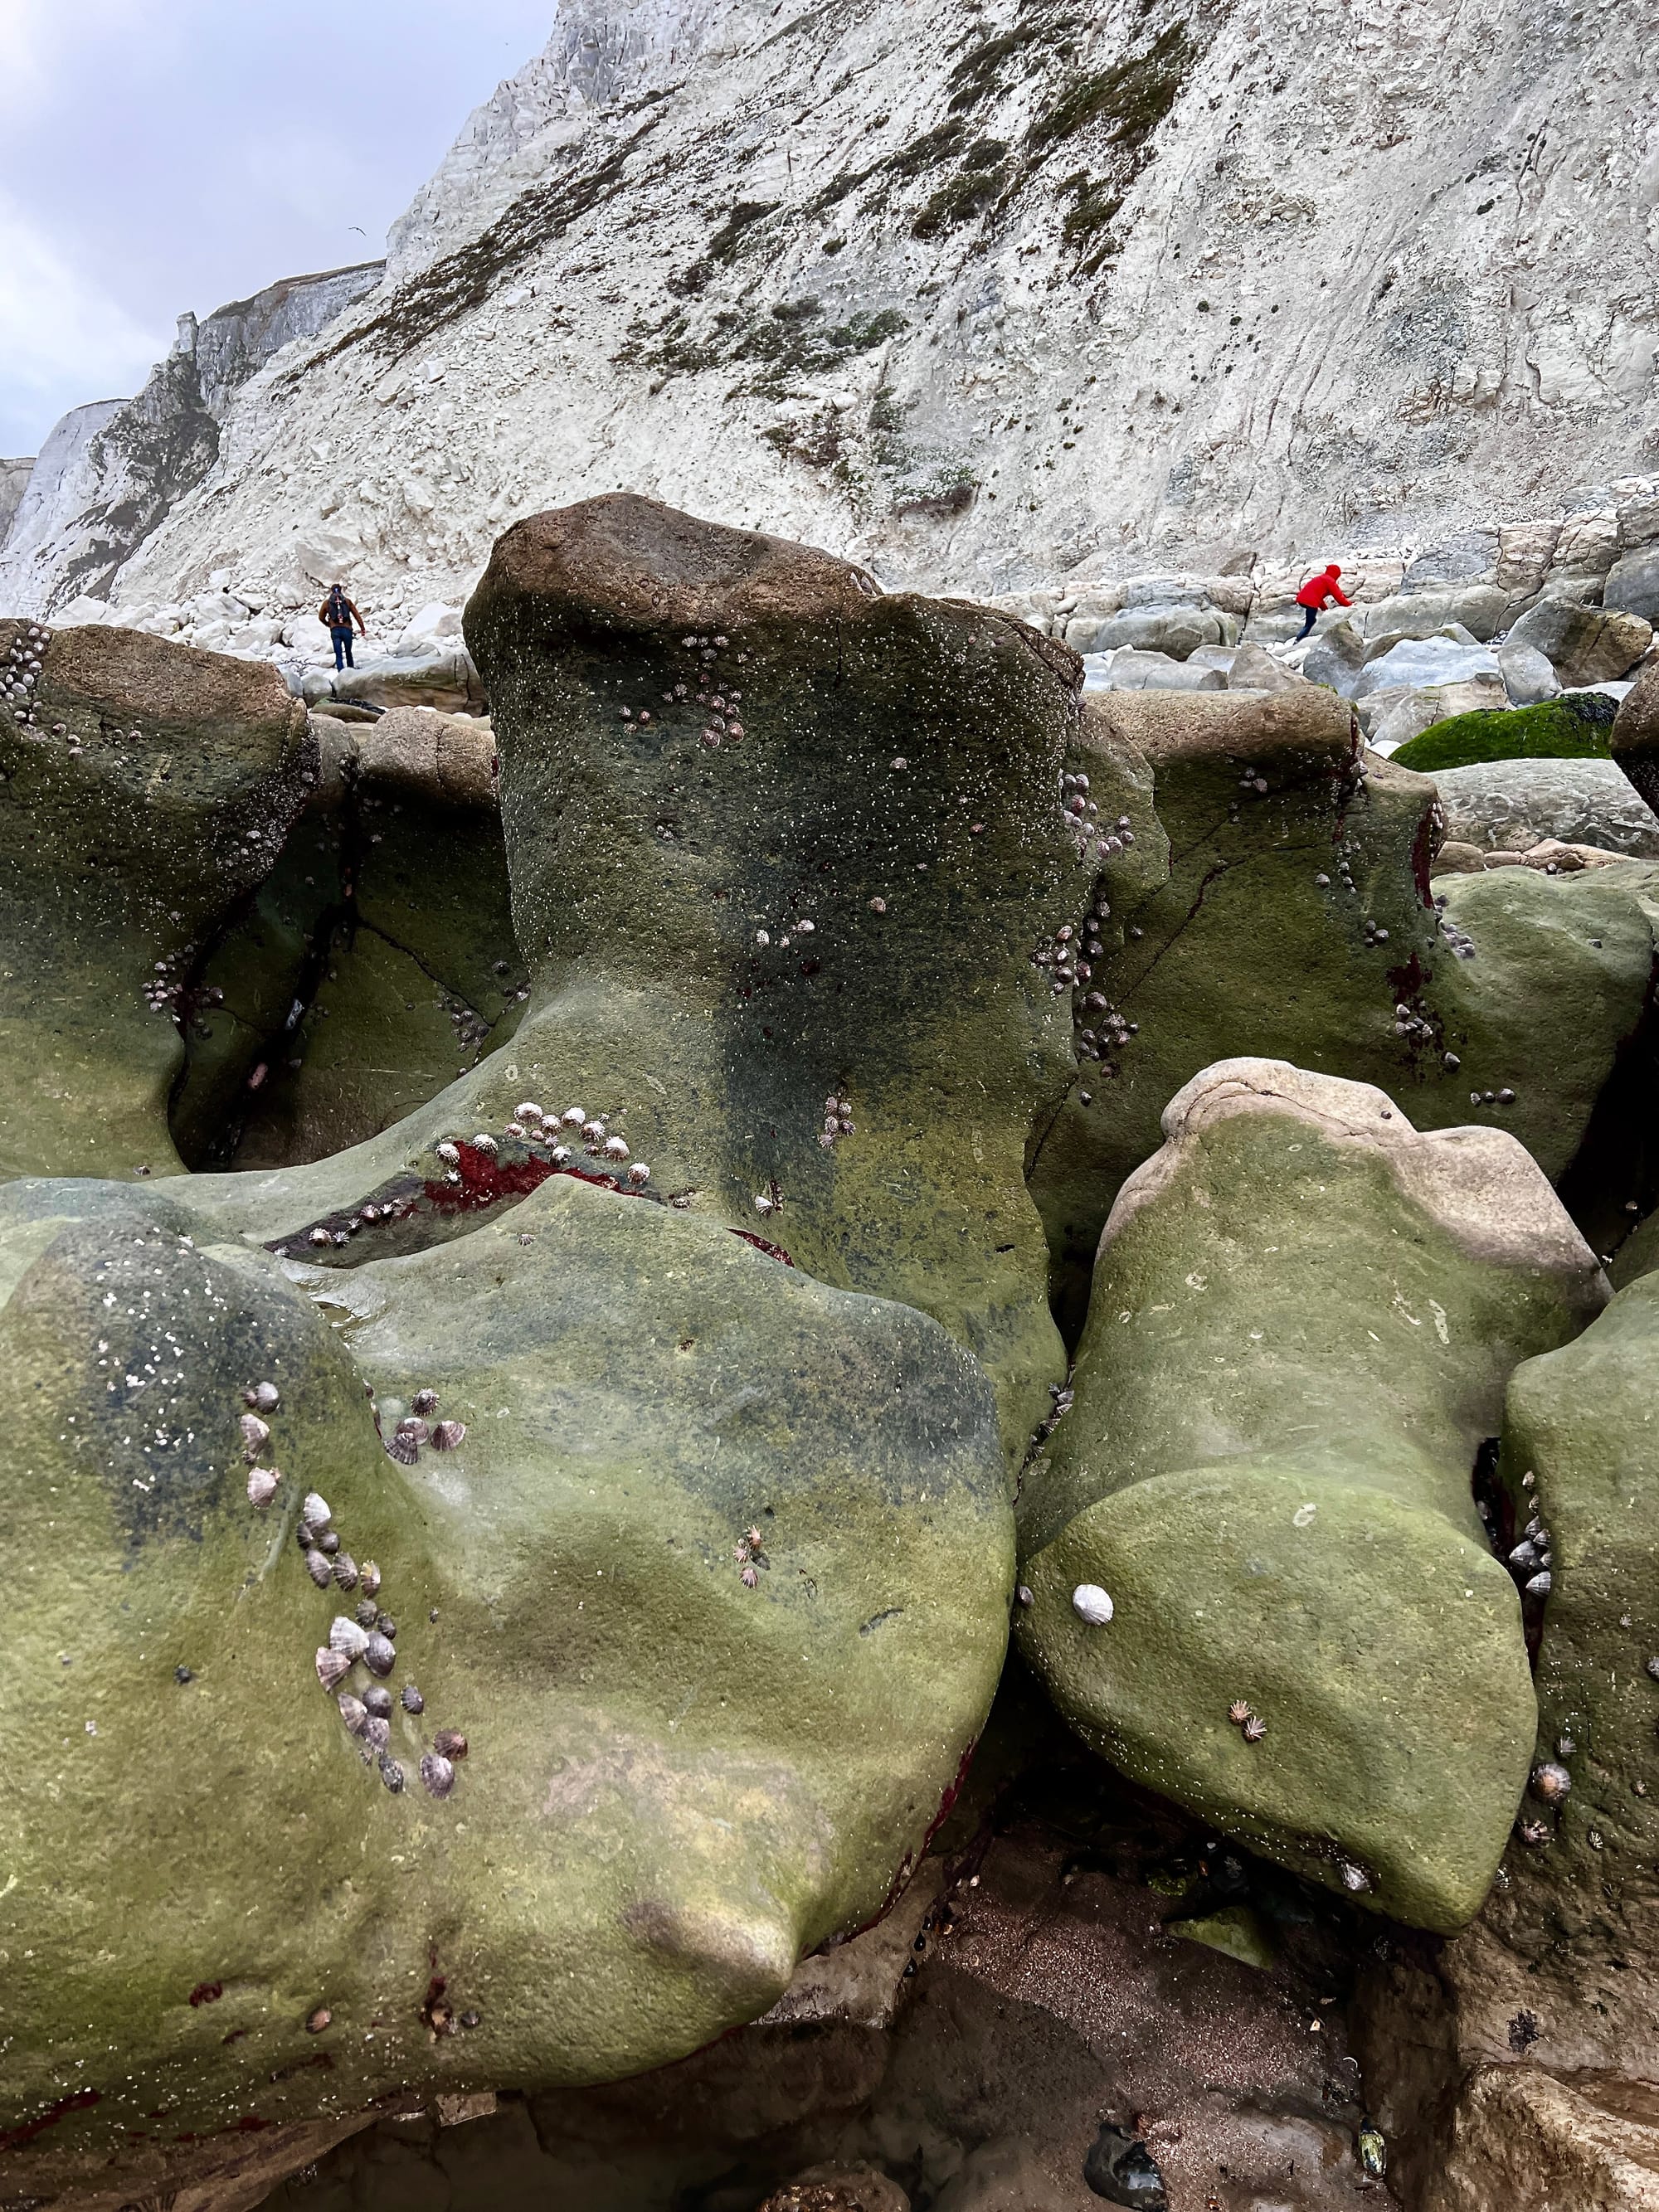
[331,626,356,669]
[1295,605,1319,639]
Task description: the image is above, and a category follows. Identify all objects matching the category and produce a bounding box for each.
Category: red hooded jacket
[1296,566,1352,610]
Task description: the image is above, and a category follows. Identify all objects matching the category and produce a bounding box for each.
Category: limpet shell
[363,1631,397,1678]
[315,1646,351,1690]
[246,1468,279,1510]
[328,1616,369,1660]
[420,1752,455,1800]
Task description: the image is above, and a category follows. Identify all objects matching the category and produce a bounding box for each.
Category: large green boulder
[1027,685,1659,1333]
[1488,1271,1659,1951]
[1017,1057,1607,1930]
[0,620,310,1182]
[172,709,527,1173]
[207,492,1082,1460]
[0,1169,1010,2196]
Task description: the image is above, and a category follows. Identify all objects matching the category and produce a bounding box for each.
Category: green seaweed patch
[1025,22,1192,158]
[670,200,781,297]
[1392,694,1618,775]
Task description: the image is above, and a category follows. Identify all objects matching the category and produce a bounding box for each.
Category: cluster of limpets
[495,1101,652,1185]
[2,624,51,732]
[240,1378,466,1800]
[616,631,750,749]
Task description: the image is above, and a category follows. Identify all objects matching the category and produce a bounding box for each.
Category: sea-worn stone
[0,1169,1010,2195]
[1354,1271,1659,2207]
[1496,639,1561,705]
[1506,600,1653,688]
[1603,544,1659,625]
[1355,586,1509,647]
[1090,604,1230,661]
[1017,1058,1606,1930]
[1368,678,1510,756]
[451,493,1084,1456]
[1611,658,1659,814]
[1103,647,1226,691]
[0,620,310,1181]
[334,646,486,716]
[1433,757,1659,858]
[1351,636,1503,703]
[1026,684,1659,1332]
[168,707,523,1173]
[1301,617,1369,693]
[1224,640,1309,695]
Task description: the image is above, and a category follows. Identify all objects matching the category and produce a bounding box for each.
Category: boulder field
[5,498,1659,2212]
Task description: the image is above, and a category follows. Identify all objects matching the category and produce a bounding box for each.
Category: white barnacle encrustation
[435,1140,460,1165]
[603,1135,630,1160]
[1071,1583,1114,1626]
[470,1134,499,1156]
[753,1194,775,1216]
[562,1106,586,1126]
[627,1161,651,1184]
[517,1102,543,1122]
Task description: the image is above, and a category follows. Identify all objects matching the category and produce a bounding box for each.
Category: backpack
[321,586,349,626]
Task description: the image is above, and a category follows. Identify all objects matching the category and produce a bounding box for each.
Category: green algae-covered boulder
[0,1168,1010,2197]
[1612,657,1659,815]
[0,620,310,1184]
[1492,1271,1659,1922]
[452,494,1088,1456]
[1017,1058,1608,1930]
[1026,686,1659,1333]
[1391,694,1618,775]
[172,708,526,1173]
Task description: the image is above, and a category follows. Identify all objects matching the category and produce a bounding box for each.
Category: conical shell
[333,1553,358,1591]
[240,1413,270,1458]
[420,1753,455,1800]
[315,1646,350,1690]
[301,1491,332,1529]
[379,1754,406,1793]
[328,1616,369,1660]
[359,1559,382,1597]
[364,1714,391,1752]
[246,1467,279,1510]
[363,1685,392,1719]
[433,1729,468,1760]
[304,1548,333,1587]
[338,1693,368,1736]
[363,1631,396,1678]
[431,1419,467,1451]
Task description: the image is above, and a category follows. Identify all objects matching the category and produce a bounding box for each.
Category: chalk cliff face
[6,0,1658,625]
[0,263,383,617]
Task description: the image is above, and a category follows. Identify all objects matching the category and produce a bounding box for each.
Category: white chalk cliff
[3,0,1657,625]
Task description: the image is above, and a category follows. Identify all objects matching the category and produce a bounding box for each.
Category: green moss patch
[1393,693,1618,775]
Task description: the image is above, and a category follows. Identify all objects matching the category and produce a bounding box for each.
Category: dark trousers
[1295,605,1319,640]
[331,625,356,669]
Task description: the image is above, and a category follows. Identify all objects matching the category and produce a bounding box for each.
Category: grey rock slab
[1431,757,1659,858]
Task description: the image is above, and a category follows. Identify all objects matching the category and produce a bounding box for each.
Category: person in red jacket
[1293,563,1352,639]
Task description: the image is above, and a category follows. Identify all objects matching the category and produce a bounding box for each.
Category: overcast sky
[0,0,557,456]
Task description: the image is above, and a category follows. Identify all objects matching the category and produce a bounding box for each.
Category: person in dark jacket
[319,582,367,668]
[1293,564,1353,640]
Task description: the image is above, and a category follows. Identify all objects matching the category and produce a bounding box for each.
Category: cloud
[0,192,168,455]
